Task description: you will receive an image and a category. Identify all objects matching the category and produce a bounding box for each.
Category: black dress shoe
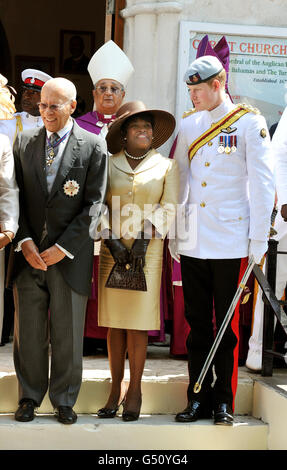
[55,406,77,424]
[15,399,36,422]
[214,403,234,426]
[175,400,212,423]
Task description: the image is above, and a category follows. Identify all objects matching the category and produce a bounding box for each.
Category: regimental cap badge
[184,55,223,85]
[21,68,52,91]
[189,73,200,84]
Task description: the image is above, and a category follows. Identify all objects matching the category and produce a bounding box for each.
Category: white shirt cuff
[55,243,74,259]
[15,237,32,252]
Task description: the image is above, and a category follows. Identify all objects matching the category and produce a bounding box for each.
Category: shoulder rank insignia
[260,128,267,138]
[240,103,261,115]
[182,108,197,118]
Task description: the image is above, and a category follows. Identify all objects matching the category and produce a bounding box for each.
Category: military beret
[184,55,223,85]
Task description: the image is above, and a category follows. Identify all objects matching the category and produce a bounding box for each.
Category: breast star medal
[63,180,80,197]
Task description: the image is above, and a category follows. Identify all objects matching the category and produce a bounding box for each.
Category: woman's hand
[0,233,11,250]
[105,238,130,264]
[130,232,150,270]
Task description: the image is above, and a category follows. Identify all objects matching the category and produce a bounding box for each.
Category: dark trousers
[180,255,248,410]
[13,259,88,408]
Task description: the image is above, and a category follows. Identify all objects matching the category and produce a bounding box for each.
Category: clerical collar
[95,111,115,121]
[46,119,73,138]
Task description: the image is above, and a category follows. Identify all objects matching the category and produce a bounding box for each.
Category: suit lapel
[48,121,83,201]
[33,127,48,196]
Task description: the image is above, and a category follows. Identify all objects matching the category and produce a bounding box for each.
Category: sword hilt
[193,382,201,393]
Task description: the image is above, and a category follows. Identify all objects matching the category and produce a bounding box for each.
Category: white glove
[248,239,268,264]
[168,238,180,263]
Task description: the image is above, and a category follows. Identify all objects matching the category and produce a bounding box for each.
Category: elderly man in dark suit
[12,77,108,424]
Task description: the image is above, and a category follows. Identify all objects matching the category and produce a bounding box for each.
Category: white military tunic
[174,96,275,259]
[0,134,19,339]
[0,112,43,147]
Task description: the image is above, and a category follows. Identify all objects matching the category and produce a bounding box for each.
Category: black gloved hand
[104,237,130,264]
[130,232,150,270]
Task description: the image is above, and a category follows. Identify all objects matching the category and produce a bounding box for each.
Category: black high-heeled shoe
[97,398,125,419]
[122,409,140,421]
[122,396,142,422]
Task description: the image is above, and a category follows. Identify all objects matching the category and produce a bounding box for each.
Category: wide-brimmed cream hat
[106,101,176,154]
[0,74,16,120]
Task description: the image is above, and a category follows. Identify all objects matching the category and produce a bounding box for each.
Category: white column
[121,2,183,152]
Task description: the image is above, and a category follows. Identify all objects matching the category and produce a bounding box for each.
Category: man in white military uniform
[171,56,275,425]
[245,106,287,370]
[0,69,52,146]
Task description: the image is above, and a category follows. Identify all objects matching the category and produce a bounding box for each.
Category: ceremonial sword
[193,256,256,394]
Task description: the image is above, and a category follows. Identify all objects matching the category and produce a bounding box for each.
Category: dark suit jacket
[12,120,108,295]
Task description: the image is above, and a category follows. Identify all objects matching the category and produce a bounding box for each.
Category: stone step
[0,372,254,415]
[0,413,268,451]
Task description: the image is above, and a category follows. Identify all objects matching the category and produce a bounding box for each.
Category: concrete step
[0,372,254,415]
[0,342,254,415]
[1,343,287,449]
[0,413,268,450]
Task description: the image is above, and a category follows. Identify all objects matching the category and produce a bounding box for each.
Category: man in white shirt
[0,69,52,146]
[171,55,275,425]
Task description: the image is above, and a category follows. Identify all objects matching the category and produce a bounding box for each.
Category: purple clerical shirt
[76,111,115,135]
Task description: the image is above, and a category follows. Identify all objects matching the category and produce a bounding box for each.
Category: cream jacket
[100,149,179,241]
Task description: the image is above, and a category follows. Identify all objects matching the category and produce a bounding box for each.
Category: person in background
[76,40,134,356]
[246,109,287,371]
[0,74,19,342]
[0,68,52,147]
[0,68,52,346]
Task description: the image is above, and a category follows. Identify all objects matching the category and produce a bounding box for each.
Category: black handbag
[105,262,147,291]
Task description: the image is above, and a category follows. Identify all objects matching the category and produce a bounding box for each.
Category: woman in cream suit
[96,101,178,421]
[0,75,19,340]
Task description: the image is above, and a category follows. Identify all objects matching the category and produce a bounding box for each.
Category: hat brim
[106,108,176,154]
[22,84,42,91]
